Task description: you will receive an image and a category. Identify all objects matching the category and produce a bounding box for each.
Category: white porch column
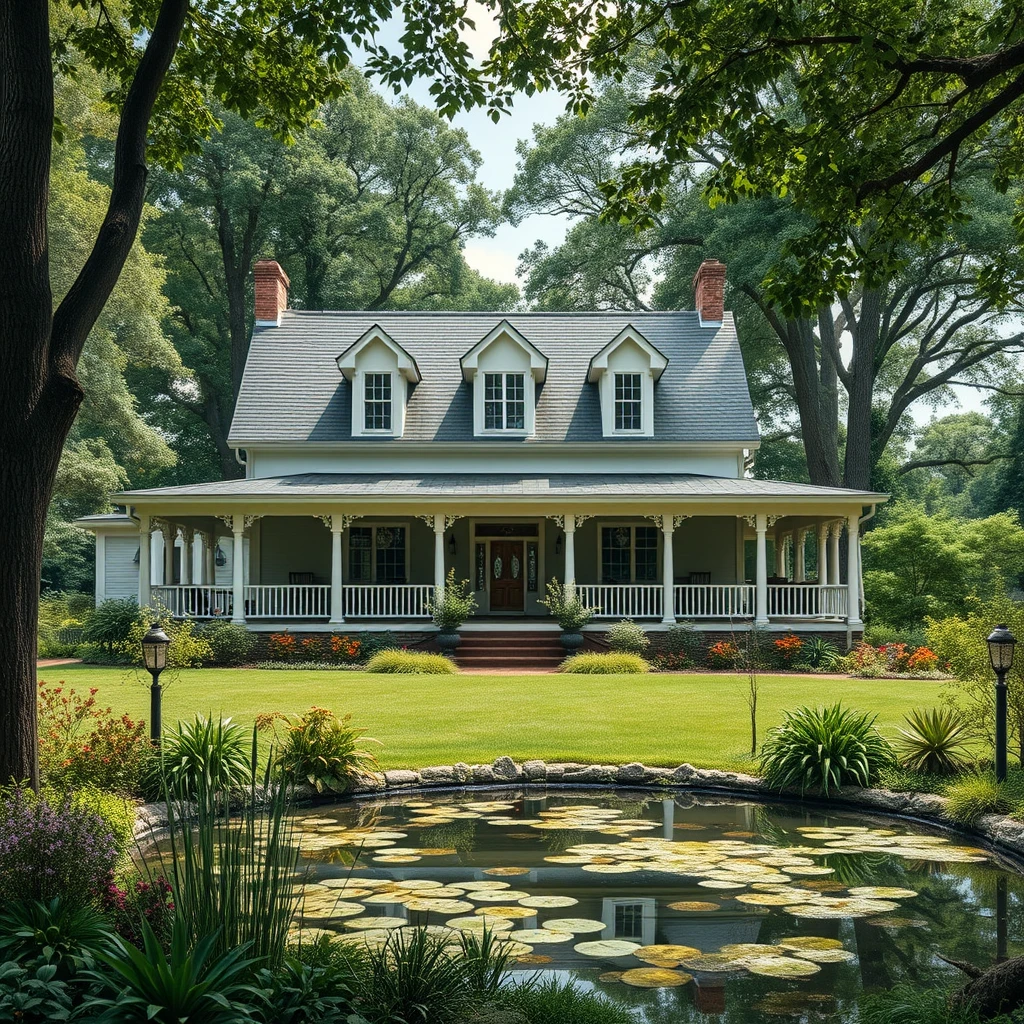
[182,531,193,585]
[330,515,345,624]
[774,531,785,577]
[829,521,841,585]
[661,513,675,624]
[846,513,862,626]
[231,515,245,624]
[662,798,675,841]
[563,514,577,593]
[755,513,769,626]
[794,529,806,582]
[433,514,446,598]
[161,523,175,585]
[203,533,215,585]
[95,533,106,605]
[138,516,151,607]
[817,524,828,587]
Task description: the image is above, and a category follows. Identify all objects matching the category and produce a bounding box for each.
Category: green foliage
[800,637,844,671]
[82,598,142,655]
[604,619,650,656]
[0,959,76,1024]
[560,652,650,674]
[0,898,115,978]
[365,650,457,674]
[255,958,356,1024]
[759,705,895,795]
[157,716,252,794]
[201,622,256,666]
[37,593,94,658]
[860,984,1006,1024]
[499,978,634,1024]
[81,920,260,1024]
[896,707,971,775]
[427,569,478,632]
[943,774,1012,825]
[357,632,400,660]
[258,707,380,794]
[539,578,597,632]
[659,622,703,668]
[69,787,136,860]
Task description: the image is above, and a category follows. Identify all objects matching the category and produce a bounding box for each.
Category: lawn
[36,664,943,772]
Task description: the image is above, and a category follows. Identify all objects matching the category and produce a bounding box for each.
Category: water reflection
[288,789,1024,1022]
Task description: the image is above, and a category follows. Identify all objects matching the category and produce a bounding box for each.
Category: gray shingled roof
[117,473,883,502]
[228,311,759,445]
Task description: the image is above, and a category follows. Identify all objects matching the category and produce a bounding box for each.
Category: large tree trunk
[843,287,881,490]
[947,955,1024,1020]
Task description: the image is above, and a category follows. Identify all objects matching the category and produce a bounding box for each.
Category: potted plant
[427,568,477,651]
[540,577,598,652]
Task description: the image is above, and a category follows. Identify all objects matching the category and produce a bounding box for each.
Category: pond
[290,788,1024,1021]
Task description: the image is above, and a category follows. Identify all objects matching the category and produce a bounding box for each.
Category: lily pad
[574,940,641,957]
[620,968,692,988]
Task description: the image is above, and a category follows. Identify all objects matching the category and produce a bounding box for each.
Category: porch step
[449,631,569,671]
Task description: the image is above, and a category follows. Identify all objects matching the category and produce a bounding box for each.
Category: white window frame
[482,371,527,432]
[345,521,411,583]
[613,372,643,432]
[596,522,661,584]
[363,372,393,432]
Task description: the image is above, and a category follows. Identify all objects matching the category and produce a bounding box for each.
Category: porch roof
[115,472,885,510]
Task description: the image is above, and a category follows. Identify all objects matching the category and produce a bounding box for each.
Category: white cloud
[462,243,521,284]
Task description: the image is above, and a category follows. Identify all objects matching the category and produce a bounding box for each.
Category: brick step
[456,653,564,664]
[456,642,562,652]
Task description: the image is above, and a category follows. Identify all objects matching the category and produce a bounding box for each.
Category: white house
[76,259,885,641]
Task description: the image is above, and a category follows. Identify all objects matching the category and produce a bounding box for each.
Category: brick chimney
[692,258,726,324]
[254,260,290,326]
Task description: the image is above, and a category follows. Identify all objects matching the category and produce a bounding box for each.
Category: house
[76,258,885,644]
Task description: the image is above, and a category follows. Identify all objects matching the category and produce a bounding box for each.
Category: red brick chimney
[254,260,290,326]
[692,258,726,323]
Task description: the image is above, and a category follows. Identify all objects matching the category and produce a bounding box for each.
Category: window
[348,525,406,582]
[601,525,658,583]
[614,903,644,940]
[614,372,642,430]
[364,373,392,430]
[483,372,526,430]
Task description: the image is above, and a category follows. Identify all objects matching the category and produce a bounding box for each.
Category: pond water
[290,788,1024,1021]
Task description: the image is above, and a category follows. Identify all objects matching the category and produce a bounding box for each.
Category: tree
[488,0,1024,305]
[1,0,499,787]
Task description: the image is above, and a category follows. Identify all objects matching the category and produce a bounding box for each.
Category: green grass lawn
[36,664,942,772]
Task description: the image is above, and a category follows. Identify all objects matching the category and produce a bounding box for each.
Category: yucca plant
[0,897,116,978]
[458,927,514,999]
[159,715,252,794]
[896,707,971,775]
[759,704,894,795]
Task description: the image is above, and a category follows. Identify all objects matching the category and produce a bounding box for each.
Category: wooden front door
[490,540,525,612]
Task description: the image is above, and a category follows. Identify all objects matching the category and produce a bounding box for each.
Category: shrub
[365,650,457,674]
[328,634,361,662]
[907,646,940,672]
[801,636,844,671]
[156,716,252,794]
[254,661,361,671]
[0,788,119,908]
[706,639,740,669]
[257,707,380,793]
[605,619,650,656]
[427,569,478,631]
[500,978,634,1024]
[255,959,356,1024]
[357,631,399,661]
[560,652,650,674]
[201,622,255,666]
[0,897,116,976]
[539,578,598,631]
[773,633,803,665]
[100,875,175,953]
[268,632,298,661]
[944,774,1012,825]
[655,622,703,669]
[759,704,895,795]
[896,707,971,775]
[163,619,213,668]
[0,959,77,1022]
[70,787,136,860]
[81,598,142,657]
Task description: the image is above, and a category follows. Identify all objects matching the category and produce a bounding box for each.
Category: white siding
[104,535,139,600]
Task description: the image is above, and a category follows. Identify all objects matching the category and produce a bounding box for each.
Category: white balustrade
[244,585,331,619]
[768,584,847,619]
[577,584,663,620]
[674,584,754,619]
[343,584,434,619]
[151,585,234,619]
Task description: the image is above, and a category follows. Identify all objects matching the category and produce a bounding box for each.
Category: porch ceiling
[115,472,886,518]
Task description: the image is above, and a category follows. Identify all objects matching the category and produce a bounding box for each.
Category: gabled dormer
[460,321,548,437]
[337,325,421,438]
[587,326,668,438]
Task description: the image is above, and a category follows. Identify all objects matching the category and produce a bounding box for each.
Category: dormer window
[337,325,421,439]
[484,372,526,430]
[461,321,548,438]
[588,325,668,439]
[364,373,392,431]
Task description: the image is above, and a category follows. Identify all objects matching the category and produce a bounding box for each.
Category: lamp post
[141,621,170,745]
[987,624,1016,783]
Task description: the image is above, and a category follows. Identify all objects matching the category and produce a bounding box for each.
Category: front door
[490,540,525,612]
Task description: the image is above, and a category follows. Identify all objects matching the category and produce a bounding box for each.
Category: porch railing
[245,585,330,619]
[151,585,234,619]
[674,584,754,619]
[344,584,434,619]
[768,584,847,619]
[577,584,663,620]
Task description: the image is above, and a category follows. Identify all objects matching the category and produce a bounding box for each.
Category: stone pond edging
[133,757,1024,866]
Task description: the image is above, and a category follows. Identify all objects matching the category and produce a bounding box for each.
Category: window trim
[345,521,411,583]
[596,522,661,584]
[481,370,528,433]
[613,371,643,433]
[363,372,393,432]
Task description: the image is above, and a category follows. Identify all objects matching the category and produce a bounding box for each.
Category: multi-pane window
[601,525,658,583]
[483,372,526,430]
[348,525,406,582]
[614,904,644,940]
[364,372,392,430]
[614,372,642,430]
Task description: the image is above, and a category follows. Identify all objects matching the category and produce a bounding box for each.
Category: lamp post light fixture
[141,621,170,745]
[987,624,1017,783]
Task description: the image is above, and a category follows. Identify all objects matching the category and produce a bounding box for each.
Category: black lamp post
[141,621,170,745]
[987,624,1016,783]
